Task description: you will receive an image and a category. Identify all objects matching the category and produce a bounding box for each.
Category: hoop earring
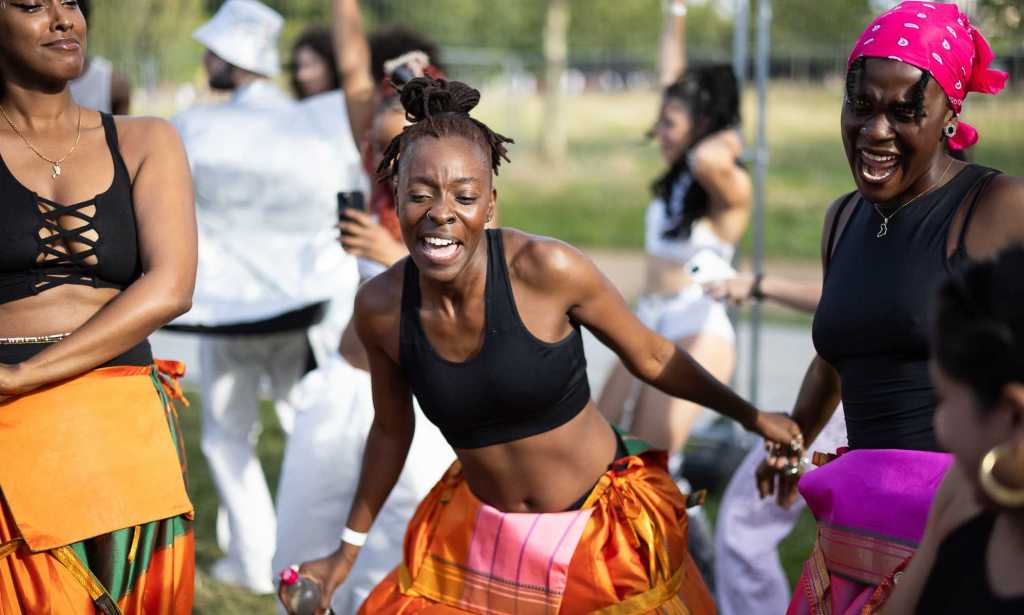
[979,443,1024,508]
[944,123,957,138]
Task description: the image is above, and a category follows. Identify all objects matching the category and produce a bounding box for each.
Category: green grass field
[475,82,1024,260]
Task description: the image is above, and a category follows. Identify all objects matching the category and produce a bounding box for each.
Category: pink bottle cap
[279,565,299,586]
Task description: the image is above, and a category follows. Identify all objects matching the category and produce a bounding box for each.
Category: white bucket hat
[193,0,284,77]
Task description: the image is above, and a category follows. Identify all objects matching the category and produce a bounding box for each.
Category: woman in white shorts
[598,1,751,455]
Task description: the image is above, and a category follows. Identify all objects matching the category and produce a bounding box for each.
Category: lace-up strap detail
[31,195,102,293]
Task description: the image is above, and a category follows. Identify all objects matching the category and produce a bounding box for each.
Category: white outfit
[173,81,364,593]
[714,407,849,615]
[640,178,737,343]
[273,359,455,615]
[70,56,113,113]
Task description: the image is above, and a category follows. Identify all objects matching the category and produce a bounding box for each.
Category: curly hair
[376,77,513,182]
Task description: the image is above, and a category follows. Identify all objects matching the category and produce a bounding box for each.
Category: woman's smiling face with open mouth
[396,135,495,282]
[842,58,955,206]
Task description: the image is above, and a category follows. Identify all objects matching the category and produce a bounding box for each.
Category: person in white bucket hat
[169,0,364,595]
[193,0,283,78]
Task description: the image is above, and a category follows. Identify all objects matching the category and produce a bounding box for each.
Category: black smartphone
[337,191,366,226]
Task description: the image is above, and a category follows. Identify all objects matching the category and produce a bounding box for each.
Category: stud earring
[944,123,957,138]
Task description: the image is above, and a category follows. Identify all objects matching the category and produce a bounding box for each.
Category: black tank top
[399,229,591,449]
[916,512,1024,614]
[0,113,142,305]
[813,164,999,451]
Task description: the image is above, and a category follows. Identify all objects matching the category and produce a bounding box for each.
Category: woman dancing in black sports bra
[0,1,196,613]
[288,77,797,615]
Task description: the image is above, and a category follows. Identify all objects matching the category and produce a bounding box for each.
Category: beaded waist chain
[0,333,71,345]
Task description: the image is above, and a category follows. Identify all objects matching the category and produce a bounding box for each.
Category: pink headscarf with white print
[848,1,1008,150]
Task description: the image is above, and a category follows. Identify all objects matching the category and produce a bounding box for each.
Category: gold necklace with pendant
[0,104,82,179]
[872,158,954,239]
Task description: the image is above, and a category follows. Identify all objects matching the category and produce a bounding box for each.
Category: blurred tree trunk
[542,0,569,165]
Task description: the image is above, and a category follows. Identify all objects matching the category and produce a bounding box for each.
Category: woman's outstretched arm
[511,231,799,446]
[289,266,415,611]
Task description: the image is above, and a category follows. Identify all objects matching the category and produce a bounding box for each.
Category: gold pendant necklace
[873,158,954,239]
[0,104,83,179]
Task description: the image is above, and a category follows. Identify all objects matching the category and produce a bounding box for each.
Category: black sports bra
[399,229,591,449]
[0,113,142,305]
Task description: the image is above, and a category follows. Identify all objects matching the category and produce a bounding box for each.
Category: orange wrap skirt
[358,446,715,615]
[0,362,194,615]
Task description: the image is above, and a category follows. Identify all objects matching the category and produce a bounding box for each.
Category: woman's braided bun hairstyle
[377,77,513,181]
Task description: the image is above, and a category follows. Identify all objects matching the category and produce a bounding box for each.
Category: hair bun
[399,77,480,123]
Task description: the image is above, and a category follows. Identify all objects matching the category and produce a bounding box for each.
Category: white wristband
[667,1,687,16]
[341,527,368,548]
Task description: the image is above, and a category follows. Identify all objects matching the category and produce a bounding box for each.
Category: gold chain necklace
[873,158,954,239]
[0,104,82,179]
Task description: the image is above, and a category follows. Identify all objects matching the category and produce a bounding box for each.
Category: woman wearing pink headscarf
[753,3,1024,614]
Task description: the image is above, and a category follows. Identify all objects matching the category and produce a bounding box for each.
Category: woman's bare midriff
[0,286,119,338]
[644,254,694,296]
[455,403,620,513]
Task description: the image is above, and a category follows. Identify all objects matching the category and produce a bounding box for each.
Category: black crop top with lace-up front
[0,113,142,305]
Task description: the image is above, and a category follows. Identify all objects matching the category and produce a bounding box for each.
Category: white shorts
[635,285,735,343]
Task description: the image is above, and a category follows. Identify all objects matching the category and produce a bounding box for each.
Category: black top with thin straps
[399,229,591,450]
[0,112,143,305]
[813,164,999,451]
[915,512,1024,614]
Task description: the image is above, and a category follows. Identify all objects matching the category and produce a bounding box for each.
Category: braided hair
[845,56,966,160]
[846,56,931,119]
[934,245,1024,409]
[377,77,513,182]
[651,64,741,238]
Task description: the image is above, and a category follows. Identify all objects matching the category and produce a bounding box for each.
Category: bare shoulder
[113,115,181,146]
[928,462,983,541]
[502,228,592,287]
[967,173,1024,258]
[112,116,186,172]
[354,260,406,333]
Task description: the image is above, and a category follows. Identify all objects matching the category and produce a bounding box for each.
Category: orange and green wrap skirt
[358,441,716,615]
[0,361,195,615]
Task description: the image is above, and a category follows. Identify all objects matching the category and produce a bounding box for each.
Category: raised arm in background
[658,0,688,87]
[332,0,376,147]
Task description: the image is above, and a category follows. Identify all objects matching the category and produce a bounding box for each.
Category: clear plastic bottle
[279,566,323,615]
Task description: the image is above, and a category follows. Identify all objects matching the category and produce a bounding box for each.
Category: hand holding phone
[337,191,366,229]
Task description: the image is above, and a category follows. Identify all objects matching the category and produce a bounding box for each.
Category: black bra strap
[954,170,1000,257]
[99,112,132,184]
[825,191,858,272]
[400,257,419,313]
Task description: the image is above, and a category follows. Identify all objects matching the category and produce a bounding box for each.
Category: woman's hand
[755,454,804,509]
[279,547,357,615]
[338,209,407,267]
[750,411,806,508]
[753,411,802,449]
[703,273,756,307]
